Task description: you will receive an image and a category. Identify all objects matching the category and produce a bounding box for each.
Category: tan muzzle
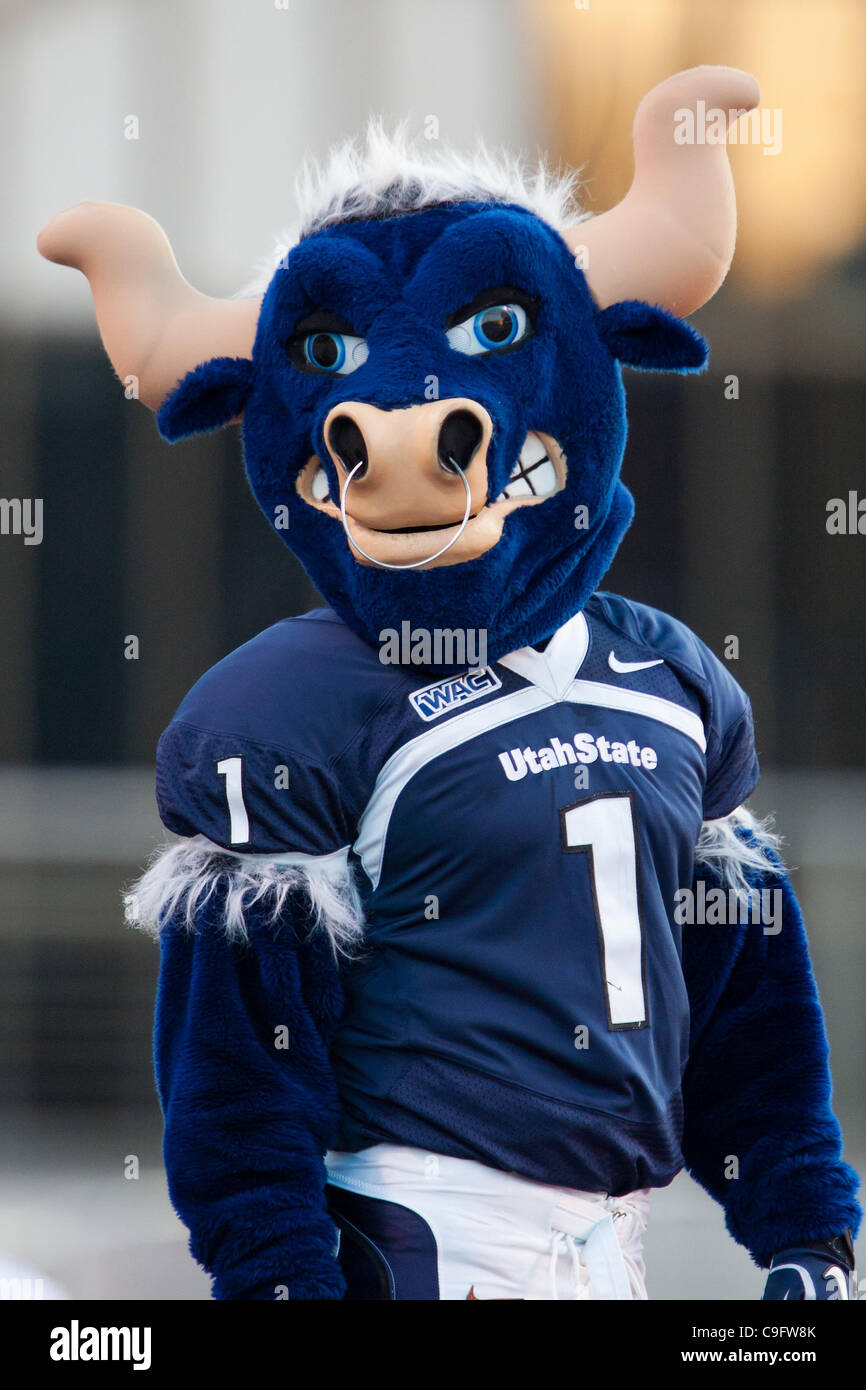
[323,398,492,534]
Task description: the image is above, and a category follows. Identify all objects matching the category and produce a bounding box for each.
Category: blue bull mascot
[39,66,860,1300]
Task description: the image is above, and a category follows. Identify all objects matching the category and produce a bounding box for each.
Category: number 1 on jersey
[561,793,647,1030]
[216,756,250,845]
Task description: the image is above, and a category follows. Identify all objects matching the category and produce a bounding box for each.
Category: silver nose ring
[338,458,473,570]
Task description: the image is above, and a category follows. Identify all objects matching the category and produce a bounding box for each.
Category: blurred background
[0,0,863,1299]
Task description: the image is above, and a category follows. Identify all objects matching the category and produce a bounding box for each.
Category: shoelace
[548,1194,649,1300]
[549,1229,592,1300]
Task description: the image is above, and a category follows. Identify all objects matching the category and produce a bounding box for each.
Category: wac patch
[409,667,502,722]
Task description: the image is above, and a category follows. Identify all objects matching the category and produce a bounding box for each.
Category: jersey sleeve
[699,654,760,821]
[156,718,355,856]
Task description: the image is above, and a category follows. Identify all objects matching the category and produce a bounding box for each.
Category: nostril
[328,415,368,477]
[438,409,484,475]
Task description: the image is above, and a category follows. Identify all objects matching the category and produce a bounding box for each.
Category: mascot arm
[130,839,353,1300]
[127,703,365,1301]
[680,809,861,1274]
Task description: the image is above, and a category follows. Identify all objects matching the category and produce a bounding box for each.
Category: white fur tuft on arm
[695,805,785,896]
[124,835,365,956]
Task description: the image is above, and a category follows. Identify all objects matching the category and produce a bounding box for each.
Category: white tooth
[311,466,330,502]
[502,477,534,499]
[519,432,547,466]
[530,458,557,496]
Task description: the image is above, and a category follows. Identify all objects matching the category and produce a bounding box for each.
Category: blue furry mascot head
[37,67,757,664]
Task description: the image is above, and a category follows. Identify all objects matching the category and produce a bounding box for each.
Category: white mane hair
[239,120,587,297]
[124,835,365,956]
[694,805,785,897]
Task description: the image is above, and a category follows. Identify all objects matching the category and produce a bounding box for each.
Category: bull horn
[567,66,761,316]
[37,202,261,410]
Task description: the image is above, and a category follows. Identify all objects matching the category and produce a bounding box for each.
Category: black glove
[762,1230,856,1300]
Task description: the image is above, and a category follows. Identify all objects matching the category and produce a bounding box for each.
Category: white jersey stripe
[354,685,555,888]
[566,679,707,753]
[230,843,352,874]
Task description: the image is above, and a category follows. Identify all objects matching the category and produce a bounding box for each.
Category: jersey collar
[498,611,590,701]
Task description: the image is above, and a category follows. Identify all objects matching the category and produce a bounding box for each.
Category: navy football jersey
[156,593,759,1196]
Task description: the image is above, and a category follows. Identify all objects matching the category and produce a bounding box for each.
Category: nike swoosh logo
[608,651,665,674]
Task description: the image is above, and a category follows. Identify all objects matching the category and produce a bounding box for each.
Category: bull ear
[596,300,708,373]
[157,357,255,440]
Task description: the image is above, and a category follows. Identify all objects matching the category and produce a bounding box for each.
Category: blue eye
[305,331,344,371]
[446,303,530,357]
[296,331,369,375]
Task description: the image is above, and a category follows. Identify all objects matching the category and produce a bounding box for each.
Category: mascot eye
[446,303,530,357]
[288,314,369,376]
[300,331,369,375]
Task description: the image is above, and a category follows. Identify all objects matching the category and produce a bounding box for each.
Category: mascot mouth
[296,431,567,569]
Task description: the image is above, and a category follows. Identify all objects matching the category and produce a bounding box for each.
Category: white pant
[326,1144,650,1300]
